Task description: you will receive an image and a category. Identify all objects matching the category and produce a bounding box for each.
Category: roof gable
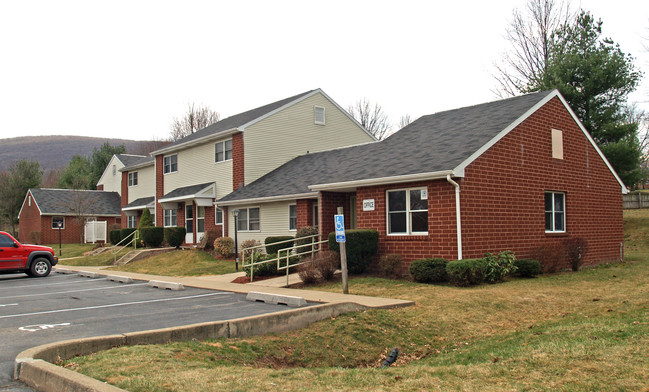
[97,154,147,186]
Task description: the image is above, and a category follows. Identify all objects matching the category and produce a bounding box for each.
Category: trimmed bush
[297,259,319,284]
[446,259,487,287]
[214,237,235,258]
[515,259,541,278]
[120,228,137,246]
[265,236,294,255]
[483,250,517,283]
[295,226,319,256]
[378,254,404,278]
[164,227,186,249]
[328,229,379,274]
[244,253,296,278]
[410,258,448,283]
[240,239,262,260]
[109,230,121,245]
[140,227,164,248]
[297,251,339,284]
[138,209,154,228]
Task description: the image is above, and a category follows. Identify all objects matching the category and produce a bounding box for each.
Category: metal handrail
[241,234,324,284]
[112,230,139,263]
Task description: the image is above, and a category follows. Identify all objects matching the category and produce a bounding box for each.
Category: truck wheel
[30,258,52,277]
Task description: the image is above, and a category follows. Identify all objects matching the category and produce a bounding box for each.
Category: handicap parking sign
[334,214,345,243]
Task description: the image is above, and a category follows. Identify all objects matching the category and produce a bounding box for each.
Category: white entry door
[185,204,194,244]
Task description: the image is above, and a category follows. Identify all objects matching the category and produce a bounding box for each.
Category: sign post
[335,207,349,294]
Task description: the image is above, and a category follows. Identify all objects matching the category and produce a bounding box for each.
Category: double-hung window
[387,188,428,235]
[545,192,565,232]
[51,216,65,229]
[215,140,233,162]
[163,155,178,174]
[236,207,260,231]
[289,205,297,231]
[164,209,177,227]
[128,172,138,187]
[127,215,137,228]
[215,207,223,226]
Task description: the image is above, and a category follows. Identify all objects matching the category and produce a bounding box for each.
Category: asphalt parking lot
[0,272,300,391]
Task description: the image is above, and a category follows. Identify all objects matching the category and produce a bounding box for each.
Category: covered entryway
[158,182,216,244]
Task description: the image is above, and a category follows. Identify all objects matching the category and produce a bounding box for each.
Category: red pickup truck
[0,231,58,277]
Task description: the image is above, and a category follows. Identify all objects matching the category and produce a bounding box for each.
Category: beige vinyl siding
[163,139,233,199]
[243,92,374,184]
[227,201,295,251]
[97,156,124,194]
[128,165,155,203]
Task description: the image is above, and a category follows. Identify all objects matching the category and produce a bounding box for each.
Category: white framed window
[387,187,428,235]
[127,215,137,228]
[215,207,223,225]
[163,209,177,227]
[197,206,205,233]
[289,205,297,231]
[52,216,65,229]
[215,139,233,162]
[545,192,565,232]
[314,106,325,125]
[236,207,260,231]
[128,172,138,187]
[112,165,116,175]
[312,204,319,229]
[163,155,178,174]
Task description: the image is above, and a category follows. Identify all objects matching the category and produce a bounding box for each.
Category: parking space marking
[19,323,71,332]
[0,303,18,307]
[2,282,148,299]
[0,292,231,319]
[0,277,105,290]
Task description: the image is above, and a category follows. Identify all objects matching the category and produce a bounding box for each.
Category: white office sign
[362,199,375,211]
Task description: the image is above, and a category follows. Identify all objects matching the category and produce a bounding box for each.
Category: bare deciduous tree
[398,115,412,130]
[494,0,574,96]
[348,99,392,140]
[170,103,220,141]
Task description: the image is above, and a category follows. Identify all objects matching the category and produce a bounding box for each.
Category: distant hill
[0,136,167,172]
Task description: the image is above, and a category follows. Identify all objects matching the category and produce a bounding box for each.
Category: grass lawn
[63,210,649,391]
[107,249,236,276]
[45,243,96,259]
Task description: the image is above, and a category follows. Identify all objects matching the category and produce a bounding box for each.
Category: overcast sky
[1,0,647,142]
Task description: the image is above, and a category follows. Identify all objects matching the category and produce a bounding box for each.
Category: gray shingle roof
[123,196,155,209]
[29,188,122,216]
[218,90,554,203]
[116,154,147,167]
[120,155,154,171]
[160,182,214,200]
[154,90,316,153]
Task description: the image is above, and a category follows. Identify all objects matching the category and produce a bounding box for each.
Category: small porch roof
[158,182,215,209]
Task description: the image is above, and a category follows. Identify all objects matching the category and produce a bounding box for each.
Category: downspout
[446,174,462,260]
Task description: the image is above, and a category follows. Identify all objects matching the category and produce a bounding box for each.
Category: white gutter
[309,170,454,192]
[215,192,318,207]
[446,174,463,260]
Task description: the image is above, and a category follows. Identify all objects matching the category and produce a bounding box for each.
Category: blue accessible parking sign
[334,214,345,243]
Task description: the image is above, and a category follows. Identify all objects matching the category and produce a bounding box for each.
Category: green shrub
[295,226,319,256]
[244,253,296,278]
[514,259,541,277]
[164,227,186,249]
[483,250,517,283]
[240,239,262,260]
[140,227,164,247]
[265,236,294,255]
[328,229,379,274]
[138,209,154,228]
[446,259,487,287]
[119,228,137,246]
[378,254,404,278]
[109,230,121,245]
[409,258,448,283]
[214,237,234,258]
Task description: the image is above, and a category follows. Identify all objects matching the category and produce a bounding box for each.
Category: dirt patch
[231,275,276,284]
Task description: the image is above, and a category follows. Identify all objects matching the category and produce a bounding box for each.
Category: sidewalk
[54,265,414,309]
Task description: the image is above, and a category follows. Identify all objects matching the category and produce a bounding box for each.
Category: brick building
[18,189,121,244]
[218,90,626,269]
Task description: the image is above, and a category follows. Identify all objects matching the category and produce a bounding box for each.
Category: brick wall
[120,172,128,228]
[233,132,244,190]
[96,184,104,191]
[350,96,623,270]
[36,216,120,244]
[155,155,164,227]
[319,192,353,249]
[296,199,311,229]
[18,192,41,243]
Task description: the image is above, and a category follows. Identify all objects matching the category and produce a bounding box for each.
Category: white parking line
[0,303,18,307]
[0,292,231,319]
[2,283,148,299]
[0,278,106,290]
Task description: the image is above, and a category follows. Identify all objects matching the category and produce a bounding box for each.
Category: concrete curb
[15,302,365,392]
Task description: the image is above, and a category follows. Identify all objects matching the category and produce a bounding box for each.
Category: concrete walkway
[54,265,414,309]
